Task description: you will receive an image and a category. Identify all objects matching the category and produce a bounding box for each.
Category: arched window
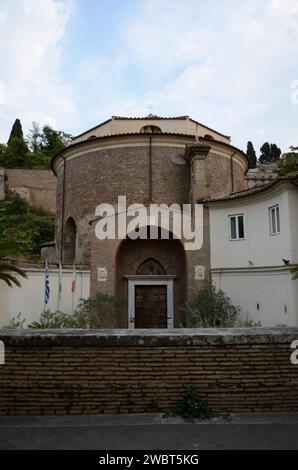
[136,258,166,275]
[204,134,215,140]
[63,217,76,264]
[140,125,162,134]
[87,135,97,140]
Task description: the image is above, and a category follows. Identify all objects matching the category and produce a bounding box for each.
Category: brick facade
[52,132,248,323]
[0,329,297,415]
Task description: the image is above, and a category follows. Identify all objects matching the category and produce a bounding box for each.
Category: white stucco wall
[209,183,298,268]
[213,269,298,327]
[209,182,298,326]
[0,269,90,327]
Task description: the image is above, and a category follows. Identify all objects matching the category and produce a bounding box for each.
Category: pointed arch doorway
[116,236,186,329]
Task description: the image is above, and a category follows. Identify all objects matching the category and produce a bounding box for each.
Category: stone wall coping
[0,328,297,347]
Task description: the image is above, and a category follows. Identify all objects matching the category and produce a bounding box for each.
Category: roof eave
[51,132,248,176]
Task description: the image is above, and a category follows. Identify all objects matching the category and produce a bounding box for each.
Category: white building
[206,174,298,326]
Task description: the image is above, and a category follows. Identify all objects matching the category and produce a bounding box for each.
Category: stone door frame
[125,275,176,329]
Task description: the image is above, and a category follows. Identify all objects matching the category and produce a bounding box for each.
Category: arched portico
[115,231,186,328]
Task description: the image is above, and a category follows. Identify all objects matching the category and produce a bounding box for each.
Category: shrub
[28,310,74,329]
[176,385,212,420]
[74,293,124,328]
[238,318,262,327]
[1,312,26,329]
[28,293,124,329]
[180,282,241,327]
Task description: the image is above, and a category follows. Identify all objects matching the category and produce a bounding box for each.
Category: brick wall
[0,328,297,416]
[54,134,247,270]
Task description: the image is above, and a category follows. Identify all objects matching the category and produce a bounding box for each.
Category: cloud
[0,0,74,142]
[122,0,218,78]
[108,0,298,152]
[272,0,298,14]
[1,0,297,154]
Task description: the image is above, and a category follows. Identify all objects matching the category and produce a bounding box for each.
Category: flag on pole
[71,264,76,292]
[44,259,50,305]
[71,264,76,314]
[57,260,62,311]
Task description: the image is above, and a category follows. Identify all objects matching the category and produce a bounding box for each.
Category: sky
[0,0,298,153]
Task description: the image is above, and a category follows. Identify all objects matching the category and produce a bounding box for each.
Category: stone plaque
[97,267,108,282]
[195,265,205,280]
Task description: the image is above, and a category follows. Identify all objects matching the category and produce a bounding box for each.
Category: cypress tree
[259,142,282,164]
[7,119,24,144]
[246,141,257,168]
[5,138,29,168]
[270,143,281,162]
[259,142,271,164]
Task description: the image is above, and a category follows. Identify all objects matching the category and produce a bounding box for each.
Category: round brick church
[51,115,249,328]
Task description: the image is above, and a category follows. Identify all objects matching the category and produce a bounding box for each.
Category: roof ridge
[72,115,230,140]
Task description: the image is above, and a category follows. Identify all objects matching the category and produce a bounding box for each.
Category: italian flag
[71,264,76,292]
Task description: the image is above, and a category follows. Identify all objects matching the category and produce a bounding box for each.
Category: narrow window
[230,216,237,240]
[229,214,245,240]
[269,205,280,235]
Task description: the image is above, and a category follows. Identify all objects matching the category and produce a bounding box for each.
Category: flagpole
[43,260,46,313]
[57,260,62,311]
[71,263,76,314]
[44,259,50,312]
[57,262,60,311]
[71,289,74,314]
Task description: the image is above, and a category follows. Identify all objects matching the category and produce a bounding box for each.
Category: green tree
[0,143,7,166]
[259,142,281,164]
[0,193,55,258]
[180,282,241,327]
[0,194,28,287]
[2,118,30,168]
[27,121,41,153]
[271,143,282,161]
[276,146,298,176]
[246,141,257,167]
[4,137,29,168]
[7,118,23,144]
[259,142,271,163]
[0,262,27,287]
[26,124,73,169]
[1,121,72,170]
[38,125,72,157]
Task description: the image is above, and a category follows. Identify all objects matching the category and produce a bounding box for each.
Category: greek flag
[44,259,50,305]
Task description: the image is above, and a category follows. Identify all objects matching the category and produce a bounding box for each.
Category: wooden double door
[135,285,167,328]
